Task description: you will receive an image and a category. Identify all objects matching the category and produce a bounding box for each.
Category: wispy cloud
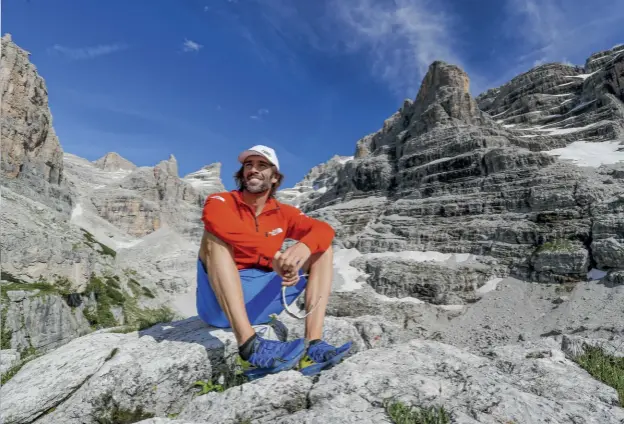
[327,0,460,97]
[250,108,269,120]
[183,39,203,52]
[48,43,128,60]
[234,0,462,97]
[504,0,624,67]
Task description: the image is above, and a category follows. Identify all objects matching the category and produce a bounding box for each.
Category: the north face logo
[267,227,283,236]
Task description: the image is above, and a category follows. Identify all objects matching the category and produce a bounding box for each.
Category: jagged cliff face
[182,163,225,204]
[0,34,71,213]
[0,34,227,357]
[2,33,624,424]
[477,44,624,147]
[64,152,224,241]
[93,152,137,171]
[276,155,353,208]
[289,52,624,285]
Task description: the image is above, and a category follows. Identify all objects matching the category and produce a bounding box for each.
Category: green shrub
[575,345,624,405]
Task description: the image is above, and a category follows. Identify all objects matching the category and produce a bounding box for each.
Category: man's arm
[283,205,335,254]
[201,194,266,256]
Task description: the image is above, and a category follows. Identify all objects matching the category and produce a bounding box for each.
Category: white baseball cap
[238,145,280,171]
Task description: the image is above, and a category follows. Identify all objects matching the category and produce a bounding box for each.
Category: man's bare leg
[301,245,334,341]
[199,230,255,345]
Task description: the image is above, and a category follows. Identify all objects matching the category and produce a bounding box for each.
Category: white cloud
[505,0,624,67]
[247,0,462,97]
[48,43,128,60]
[183,39,203,52]
[326,0,460,97]
[250,108,269,120]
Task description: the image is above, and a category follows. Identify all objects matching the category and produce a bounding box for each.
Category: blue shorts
[196,259,308,328]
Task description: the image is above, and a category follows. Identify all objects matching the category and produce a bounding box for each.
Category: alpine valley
[1,33,623,424]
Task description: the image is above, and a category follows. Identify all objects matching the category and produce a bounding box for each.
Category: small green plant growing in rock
[1,272,74,298]
[574,345,624,405]
[384,400,450,424]
[0,346,39,384]
[535,239,576,253]
[193,380,225,395]
[555,282,576,293]
[82,273,124,329]
[141,286,155,298]
[1,273,59,298]
[93,405,154,424]
[1,362,24,385]
[81,228,117,258]
[127,278,142,296]
[91,392,155,424]
[1,304,12,349]
[193,365,248,397]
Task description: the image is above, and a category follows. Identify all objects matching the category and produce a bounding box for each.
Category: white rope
[281,273,322,319]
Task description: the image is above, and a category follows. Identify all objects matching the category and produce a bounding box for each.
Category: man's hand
[273,242,311,286]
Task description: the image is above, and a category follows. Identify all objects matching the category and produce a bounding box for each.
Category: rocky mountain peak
[585,43,624,73]
[411,60,486,134]
[416,61,470,102]
[182,162,226,203]
[155,154,178,178]
[286,43,624,287]
[93,152,136,171]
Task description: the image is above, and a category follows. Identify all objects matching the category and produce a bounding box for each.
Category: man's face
[242,155,278,194]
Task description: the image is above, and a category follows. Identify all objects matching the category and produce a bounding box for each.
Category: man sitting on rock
[196,144,352,380]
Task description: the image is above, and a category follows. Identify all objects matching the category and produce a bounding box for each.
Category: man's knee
[304,244,333,273]
[317,244,333,262]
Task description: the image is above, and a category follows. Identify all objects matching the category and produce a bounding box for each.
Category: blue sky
[3,0,623,190]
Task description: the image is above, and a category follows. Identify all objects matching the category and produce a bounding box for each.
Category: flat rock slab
[1,332,125,423]
[0,318,236,424]
[281,339,624,423]
[137,339,624,424]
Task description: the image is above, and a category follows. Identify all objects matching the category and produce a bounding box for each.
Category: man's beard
[244,176,271,194]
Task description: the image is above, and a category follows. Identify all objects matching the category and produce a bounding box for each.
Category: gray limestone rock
[280,50,624,285]
[93,152,137,171]
[0,186,116,288]
[0,349,20,374]
[561,334,624,358]
[182,163,225,204]
[0,34,71,214]
[3,290,91,353]
[277,155,353,208]
[351,254,506,305]
[89,155,202,240]
[439,277,624,352]
[585,44,624,73]
[155,339,624,424]
[177,371,313,423]
[592,237,624,269]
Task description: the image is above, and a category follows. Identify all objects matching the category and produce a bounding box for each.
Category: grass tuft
[574,345,624,405]
[385,401,450,424]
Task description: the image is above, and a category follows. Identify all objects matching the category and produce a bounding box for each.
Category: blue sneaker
[298,340,353,376]
[238,335,306,381]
